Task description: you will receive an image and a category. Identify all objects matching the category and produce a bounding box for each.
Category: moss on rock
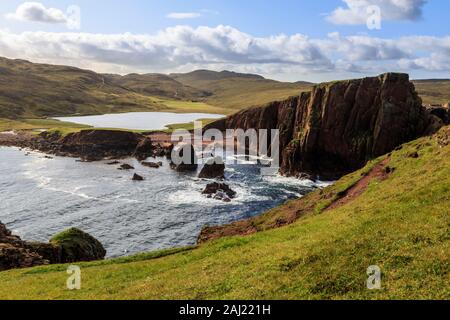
[50,228,106,263]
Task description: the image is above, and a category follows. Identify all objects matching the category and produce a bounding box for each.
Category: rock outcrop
[141,161,161,168]
[0,222,106,271]
[198,157,225,179]
[202,182,237,202]
[0,222,48,271]
[205,73,435,179]
[5,130,173,162]
[50,228,106,263]
[425,104,449,125]
[57,130,144,161]
[132,173,144,181]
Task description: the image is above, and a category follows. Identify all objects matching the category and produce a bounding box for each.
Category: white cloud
[6,2,68,24]
[167,12,202,19]
[0,25,448,80]
[327,0,427,25]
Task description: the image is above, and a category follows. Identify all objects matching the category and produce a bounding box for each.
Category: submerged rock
[50,228,106,263]
[119,163,135,170]
[202,182,236,202]
[198,157,225,179]
[141,161,160,168]
[132,173,144,181]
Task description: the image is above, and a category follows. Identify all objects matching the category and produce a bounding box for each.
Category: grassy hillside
[0,57,225,120]
[413,79,450,105]
[1,126,448,300]
[170,70,312,110]
[104,73,210,101]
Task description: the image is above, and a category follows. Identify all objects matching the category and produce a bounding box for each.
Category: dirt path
[326,157,391,211]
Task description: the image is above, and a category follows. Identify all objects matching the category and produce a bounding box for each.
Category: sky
[0,0,448,82]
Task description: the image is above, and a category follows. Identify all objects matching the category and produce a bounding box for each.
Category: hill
[412,79,450,105]
[0,58,310,121]
[170,70,312,110]
[0,125,448,299]
[0,57,448,135]
[104,73,211,100]
[0,57,160,119]
[0,57,227,120]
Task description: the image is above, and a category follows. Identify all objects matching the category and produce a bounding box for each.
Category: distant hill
[412,79,450,105]
[170,69,312,110]
[0,57,311,119]
[0,56,447,121]
[0,57,164,119]
[105,73,211,100]
[170,69,265,82]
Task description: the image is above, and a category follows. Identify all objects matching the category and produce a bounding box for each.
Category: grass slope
[0,126,448,300]
[0,57,224,120]
[170,70,312,110]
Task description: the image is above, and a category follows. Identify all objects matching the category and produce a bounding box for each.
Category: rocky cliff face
[205,73,434,179]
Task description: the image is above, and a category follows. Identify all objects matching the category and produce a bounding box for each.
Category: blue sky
[0,0,448,82]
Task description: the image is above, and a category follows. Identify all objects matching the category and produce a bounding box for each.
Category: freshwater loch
[54,112,225,130]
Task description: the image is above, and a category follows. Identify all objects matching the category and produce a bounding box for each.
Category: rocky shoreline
[0,222,105,271]
[1,73,448,271]
[0,129,174,162]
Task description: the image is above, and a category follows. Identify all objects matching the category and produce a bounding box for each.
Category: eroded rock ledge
[205,73,442,180]
[0,129,173,162]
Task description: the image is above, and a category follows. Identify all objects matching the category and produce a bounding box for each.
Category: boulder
[50,228,106,263]
[141,161,160,168]
[202,182,237,202]
[119,163,135,170]
[133,137,153,160]
[198,157,225,179]
[132,173,144,181]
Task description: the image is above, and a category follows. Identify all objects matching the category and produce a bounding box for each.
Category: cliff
[205,73,434,179]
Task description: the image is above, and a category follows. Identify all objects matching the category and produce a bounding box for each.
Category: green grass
[0,118,91,133]
[0,126,448,300]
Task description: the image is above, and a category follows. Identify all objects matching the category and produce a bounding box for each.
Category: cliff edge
[205,73,436,179]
